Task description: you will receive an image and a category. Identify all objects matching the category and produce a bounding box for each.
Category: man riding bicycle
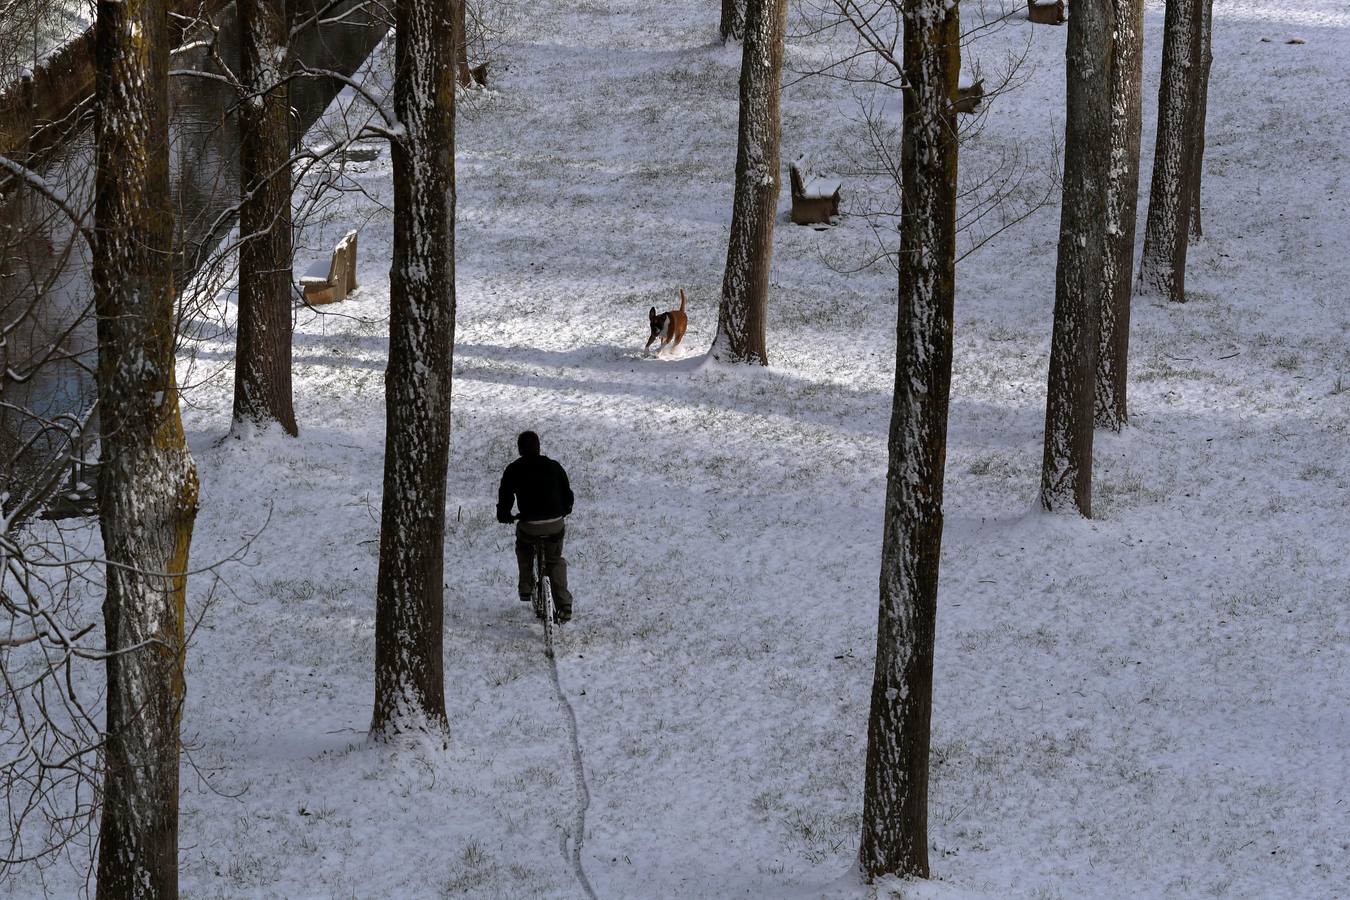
[496,430,575,623]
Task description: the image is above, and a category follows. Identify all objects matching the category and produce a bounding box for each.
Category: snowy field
[13,0,1350,896]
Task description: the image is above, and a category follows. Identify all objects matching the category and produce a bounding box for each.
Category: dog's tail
[679,288,687,312]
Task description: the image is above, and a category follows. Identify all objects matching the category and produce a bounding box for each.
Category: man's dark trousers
[516,519,573,616]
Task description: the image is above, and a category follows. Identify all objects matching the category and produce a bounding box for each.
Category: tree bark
[1186,0,1213,241]
[1094,0,1144,432]
[857,0,958,881]
[720,0,744,42]
[1137,0,1203,302]
[234,0,298,436]
[454,0,472,85]
[370,0,455,740]
[710,0,786,366]
[93,0,200,889]
[1041,0,1113,515]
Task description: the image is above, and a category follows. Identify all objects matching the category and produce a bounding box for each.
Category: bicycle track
[544,630,598,899]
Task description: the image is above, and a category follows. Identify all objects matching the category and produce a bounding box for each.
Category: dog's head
[646,306,665,348]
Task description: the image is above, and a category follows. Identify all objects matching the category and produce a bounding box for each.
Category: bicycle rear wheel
[537,545,555,657]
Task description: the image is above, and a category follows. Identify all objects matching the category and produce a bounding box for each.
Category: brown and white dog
[646,289,688,353]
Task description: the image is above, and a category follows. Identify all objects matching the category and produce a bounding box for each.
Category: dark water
[0,0,389,513]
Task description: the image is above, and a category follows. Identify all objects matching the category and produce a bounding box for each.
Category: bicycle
[517,523,561,658]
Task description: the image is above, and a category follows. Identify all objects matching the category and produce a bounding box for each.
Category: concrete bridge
[0,0,391,519]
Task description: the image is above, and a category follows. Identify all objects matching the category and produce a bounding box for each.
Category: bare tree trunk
[710,0,786,366]
[370,0,455,740]
[720,0,744,42]
[1186,0,1212,241]
[857,0,958,881]
[1041,0,1113,516]
[94,0,199,889]
[454,0,472,85]
[1137,0,1202,302]
[1095,0,1144,431]
[234,0,298,436]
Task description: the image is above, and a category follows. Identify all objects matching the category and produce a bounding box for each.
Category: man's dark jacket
[497,455,574,523]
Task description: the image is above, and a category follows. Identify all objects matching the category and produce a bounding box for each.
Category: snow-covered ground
[11,0,1350,896]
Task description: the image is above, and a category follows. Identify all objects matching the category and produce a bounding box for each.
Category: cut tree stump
[1028,0,1065,25]
[298,229,358,305]
[789,154,841,226]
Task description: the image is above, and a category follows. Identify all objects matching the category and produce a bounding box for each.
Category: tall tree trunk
[370,0,455,740]
[1095,0,1144,431]
[710,0,786,366]
[857,0,958,881]
[94,0,199,889]
[1041,0,1113,515]
[454,0,472,85]
[1137,0,1203,302]
[1186,0,1212,241]
[234,0,298,436]
[720,0,744,42]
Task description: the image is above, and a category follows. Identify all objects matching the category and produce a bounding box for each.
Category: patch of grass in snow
[1298,462,1334,481]
[1094,470,1170,513]
[264,577,319,603]
[519,764,561,789]
[774,292,871,330]
[1133,353,1202,384]
[219,816,278,888]
[446,503,501,551]
[780,804,859,864]
[751,778,862,865]
[483,655,530,688]
[1272,350,1302,372]
[964,452,1021,480]
[984,323,1029,343]
[1219,590,1279,618]
[440,840,499,896]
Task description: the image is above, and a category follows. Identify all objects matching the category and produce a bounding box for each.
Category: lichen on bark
[94,0,200,890]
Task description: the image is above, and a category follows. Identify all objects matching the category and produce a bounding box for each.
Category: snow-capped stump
[1028,0,1065,26]
[954,76,984,114]
[299,229,359,305]
[789,154,842,226]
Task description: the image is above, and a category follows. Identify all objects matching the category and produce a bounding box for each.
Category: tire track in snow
[545,638,598,899]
